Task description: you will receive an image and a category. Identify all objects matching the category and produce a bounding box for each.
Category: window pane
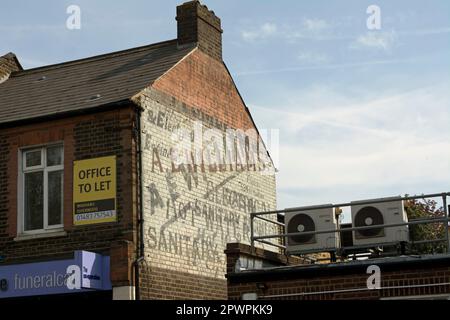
[48,170,63,226]
[47,146,63,166]
[24,171,43,231]
[25,150,41,167]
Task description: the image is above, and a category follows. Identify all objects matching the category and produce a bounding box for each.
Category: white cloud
[302,18,329,32]
[241,22,278,41]
[400,27,450,36]
[351,31,397,52]
[240,18,332,43]
[250,83,450,199]
[235,58,416,76]
[261,23,277,34]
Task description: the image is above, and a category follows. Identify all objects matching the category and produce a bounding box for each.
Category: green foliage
[406,198,447,254]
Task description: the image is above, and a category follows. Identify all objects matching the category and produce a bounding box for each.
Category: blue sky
[1,0,450,219]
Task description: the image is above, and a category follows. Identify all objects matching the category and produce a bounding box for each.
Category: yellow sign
[73,156,117,225]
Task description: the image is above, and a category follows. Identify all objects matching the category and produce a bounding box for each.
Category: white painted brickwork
[135,88,277,279]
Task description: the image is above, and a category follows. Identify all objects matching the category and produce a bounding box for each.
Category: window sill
[14,230,67,242]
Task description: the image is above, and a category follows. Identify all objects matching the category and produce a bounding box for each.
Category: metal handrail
[253,217,447,241]
[251,192,450,216]
[255,215,285,227]
[250,191,450,255]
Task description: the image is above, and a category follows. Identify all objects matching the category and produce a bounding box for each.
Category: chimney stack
[0,52,22,84]
[176,1,223,61]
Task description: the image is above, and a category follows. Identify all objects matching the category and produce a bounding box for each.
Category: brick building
[0,1,277,300]
[226,243,450,300]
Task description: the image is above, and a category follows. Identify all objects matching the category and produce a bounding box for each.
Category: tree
[405,198,447,254]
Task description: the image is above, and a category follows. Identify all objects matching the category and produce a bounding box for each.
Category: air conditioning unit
[285,205,339,254]
[351,197,409,246]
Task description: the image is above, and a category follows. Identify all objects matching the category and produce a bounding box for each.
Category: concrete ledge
[14,230,67,242]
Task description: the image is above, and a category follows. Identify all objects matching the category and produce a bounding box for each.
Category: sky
[1,0,450,220]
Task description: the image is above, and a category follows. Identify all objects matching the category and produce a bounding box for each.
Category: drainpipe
[133,106,145,300]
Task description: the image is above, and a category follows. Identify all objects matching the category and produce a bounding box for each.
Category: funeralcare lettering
[13,272,69,290]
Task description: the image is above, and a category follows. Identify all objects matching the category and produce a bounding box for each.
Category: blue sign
[0,250,111,298]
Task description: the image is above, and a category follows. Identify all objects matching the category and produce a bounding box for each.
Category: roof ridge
[12,39,180,77]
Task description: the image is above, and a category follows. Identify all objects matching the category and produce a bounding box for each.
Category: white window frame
[18,143,64,235]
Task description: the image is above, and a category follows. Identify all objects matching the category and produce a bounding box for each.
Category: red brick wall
[0,107,137,287]
[139,266,227,300]
[228,267,450,300]
[226,243,450,300]
[153,49,254,131]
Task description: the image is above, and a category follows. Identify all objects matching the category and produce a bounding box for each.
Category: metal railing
[250,192,450,256]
